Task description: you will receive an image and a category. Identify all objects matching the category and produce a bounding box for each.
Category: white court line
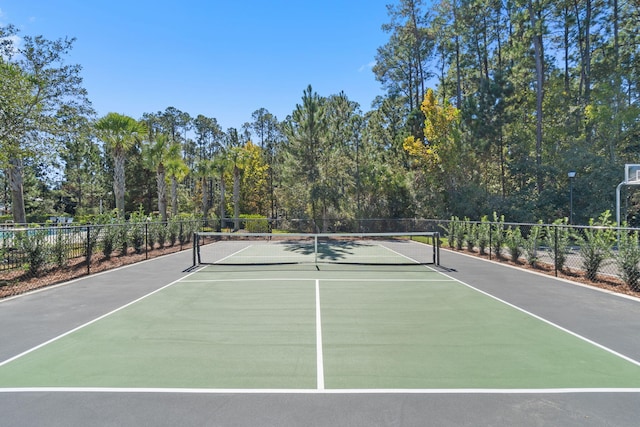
[213,245,254,263]
[376,241,431,266]
[4,249,639,392]
[181,278,314,282]
[435,269,640,368]
[444,248,640,303]
[182,279,453,282]
[1,387,640,394]
[316,279,324,390]
[0,270,201,368]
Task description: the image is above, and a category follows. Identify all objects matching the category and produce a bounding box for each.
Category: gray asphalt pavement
[1,247,639,427]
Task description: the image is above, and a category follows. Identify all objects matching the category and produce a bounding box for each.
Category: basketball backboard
[625,164,640,184]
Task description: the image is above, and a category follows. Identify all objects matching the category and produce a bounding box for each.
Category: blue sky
[1,1,393,131]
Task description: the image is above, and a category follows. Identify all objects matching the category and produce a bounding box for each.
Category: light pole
[568,171,576,224]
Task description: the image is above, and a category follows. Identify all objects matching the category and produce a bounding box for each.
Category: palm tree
[143,133,172,222]
[229,145,251,231]
[95,112,147,218]
[212,153,232,229]
[165,143,189,217]
[193,158,215,221]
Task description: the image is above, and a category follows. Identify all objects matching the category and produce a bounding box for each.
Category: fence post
[489,222,493,260]
[192,232,198,267]
[145,222,149,260]
[86,226,91,275]
[554,226,559,277]
[180,223,184,251]
[451,221,455,252]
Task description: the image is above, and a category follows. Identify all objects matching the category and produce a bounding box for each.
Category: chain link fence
[437,218,640,293]
[4,217,640,299]
[0,220,209,298]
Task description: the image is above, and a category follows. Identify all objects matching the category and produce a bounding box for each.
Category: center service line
[316,279,325,390]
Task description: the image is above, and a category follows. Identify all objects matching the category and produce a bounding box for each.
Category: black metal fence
[3,217,639,298]
[0,220,206,297]
[438,218,640,292]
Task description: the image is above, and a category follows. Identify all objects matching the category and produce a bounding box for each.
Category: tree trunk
[201,176,209,221]
[453,0,462,108]
[113,150,126,218]
[528,1,545,194]
[8,157,26,224]
[322,202,328,233]
[219,170,226,229]
[157,163,167,222]
[171,176,178,217]
[233,165,240,231]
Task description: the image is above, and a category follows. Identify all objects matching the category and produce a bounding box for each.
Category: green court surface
[1,263,640,391]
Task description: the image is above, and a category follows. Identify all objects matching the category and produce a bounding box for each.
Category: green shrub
[50,228,69,268]
[129,208,148,254]
[447,216,465,250]
[179,218,200,245]
[87,226,101,258]
[130,223,146,254]
[155,222,167,248]
[178,223,189,245]
[101,225,119,259]
[241,214,270,233]
[491,212,506,259]
[464,220,477,252]
[119,224,129,256]
[615,229,640,291]
[477,216,490,255]
[544,218,572,272]
[523,222,543,267]
[505,226,524,263]
[16,229,49,276]
[444,217,460,249]
[167,217,180,246]
[576,211,616,282]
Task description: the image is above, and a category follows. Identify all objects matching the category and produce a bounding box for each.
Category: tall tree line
[2,0,640,225]
[373,0,640,223]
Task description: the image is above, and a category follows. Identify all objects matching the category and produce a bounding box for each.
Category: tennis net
[192,232,440,266]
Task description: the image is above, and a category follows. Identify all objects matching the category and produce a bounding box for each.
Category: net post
[314,234,318,265]
[192,232,198,267]
[145,222,149,260]
[86,226,91,275]
[434,232,440,265]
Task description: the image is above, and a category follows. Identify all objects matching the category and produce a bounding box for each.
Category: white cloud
[358,61,376,72]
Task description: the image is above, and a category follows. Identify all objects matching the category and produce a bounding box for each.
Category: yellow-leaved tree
[403,88,461,170]
[403,88,475,217]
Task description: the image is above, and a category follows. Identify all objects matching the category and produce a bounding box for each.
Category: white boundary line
[443,248,640,303]
[180,278,454,283]
[213,245,254,264]
[3,248,640,394]
[0,269,200,368]
[315,279,324,390]
[1,387,640,394]
[374,240,436,267]
[435,267,640,368]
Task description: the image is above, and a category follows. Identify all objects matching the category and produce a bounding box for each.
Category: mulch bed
[447,247,640,299]
[0,243,193,299]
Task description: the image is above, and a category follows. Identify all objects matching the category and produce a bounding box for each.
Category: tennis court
[1,233,640,426]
